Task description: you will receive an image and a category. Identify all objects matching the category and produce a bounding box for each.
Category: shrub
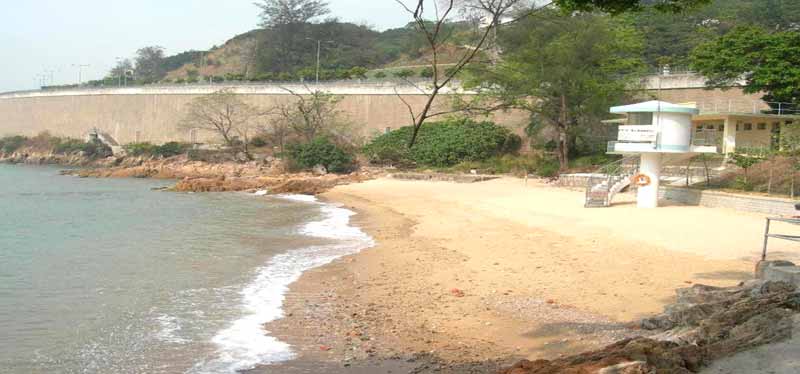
[374,71,387,79]
[451,154,559,177]
[155,142,188,157]
[125,141,188,158]
[125,142,159,156]
[54,138,111,158]
[394,69,415,79]
[0,135,28,154]
[250,136,268,148]
[419,67,434,78]
[362,119,521,168]
[286,137,355,174]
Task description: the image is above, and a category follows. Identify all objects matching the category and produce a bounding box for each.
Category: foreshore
[13,153,799,372]
[258,177,800,373]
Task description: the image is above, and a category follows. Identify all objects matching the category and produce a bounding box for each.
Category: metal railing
[585,156,640,207]
[694,99,800,116]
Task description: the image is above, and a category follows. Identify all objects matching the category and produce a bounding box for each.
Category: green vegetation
[0,136,28,154]
[285,137,355,174]
[362,119,521,168]
[466,10,644,170]
[451,154,561,178]
[691,25,800,106]
[53,138,112,158]
[124,142,190,158]
[0,132,111,158]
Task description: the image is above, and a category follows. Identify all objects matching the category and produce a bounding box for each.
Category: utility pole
[44,70,55,86]
[305,38,335,86]
[72,64,90,86]
[115,57,124,87]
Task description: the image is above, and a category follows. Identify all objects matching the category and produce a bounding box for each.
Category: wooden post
[762,218,771,261]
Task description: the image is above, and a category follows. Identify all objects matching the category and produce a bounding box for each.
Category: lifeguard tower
[586,101,718,208]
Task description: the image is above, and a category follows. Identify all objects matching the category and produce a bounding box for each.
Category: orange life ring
[631,173,651,187]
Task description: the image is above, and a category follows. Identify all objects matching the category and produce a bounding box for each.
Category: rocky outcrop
[0,150,94,166]
[500,280,800,374]
[170,173,370,195]
[57,154,379,195]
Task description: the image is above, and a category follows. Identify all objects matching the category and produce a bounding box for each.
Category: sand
[260,177,800,372]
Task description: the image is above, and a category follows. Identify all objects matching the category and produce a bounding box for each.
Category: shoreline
[255,177,797,373]
[13,159,800,372]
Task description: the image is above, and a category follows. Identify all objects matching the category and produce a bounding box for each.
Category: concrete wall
[659,186,797,216]
[0,75,772,145]
[0,83,529,144]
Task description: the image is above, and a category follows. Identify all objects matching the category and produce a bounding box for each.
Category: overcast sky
[0,0,419,92]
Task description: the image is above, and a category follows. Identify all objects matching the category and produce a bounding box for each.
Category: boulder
[501,281,800,374]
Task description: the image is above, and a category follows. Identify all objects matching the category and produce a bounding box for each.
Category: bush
[374,71,387,79]
[250,136,268,148]
[125,141,188,158]
[125,142,159,156]
[286,137,355,174]
[419,67,434,78]
[54,138,111,158]
[0,135,28,154]
[156,142,188,157]
[362,119,522,168]
[394,69,415,79]
[451,154,560,177]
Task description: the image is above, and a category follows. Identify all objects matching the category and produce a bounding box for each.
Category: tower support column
[637,153,662,208]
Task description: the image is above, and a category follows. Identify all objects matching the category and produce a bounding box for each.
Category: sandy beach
[261,177,800,372]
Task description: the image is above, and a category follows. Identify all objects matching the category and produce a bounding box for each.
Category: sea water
[0,165,372,373]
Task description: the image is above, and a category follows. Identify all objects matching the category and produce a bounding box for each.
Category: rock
[503,281,800,374]
[312,164,328,176]
[756,260,796,279]
[597,361,648,374]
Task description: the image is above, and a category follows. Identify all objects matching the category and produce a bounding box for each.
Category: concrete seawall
[0,83,528,144]
[0,76,765,145]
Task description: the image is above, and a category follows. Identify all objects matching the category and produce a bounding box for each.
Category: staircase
[584,157,640,208]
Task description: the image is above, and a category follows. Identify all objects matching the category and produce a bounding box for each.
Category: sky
[0,0,419,93]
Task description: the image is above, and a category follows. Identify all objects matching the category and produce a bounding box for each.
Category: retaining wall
[659,186,797,216]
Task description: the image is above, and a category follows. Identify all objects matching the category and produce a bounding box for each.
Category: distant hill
[110,0,800,85]
[160,20,473,82]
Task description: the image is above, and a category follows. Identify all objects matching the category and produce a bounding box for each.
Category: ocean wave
[191,194,374,374]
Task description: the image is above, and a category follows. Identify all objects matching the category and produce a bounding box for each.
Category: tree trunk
[558,94,569,171]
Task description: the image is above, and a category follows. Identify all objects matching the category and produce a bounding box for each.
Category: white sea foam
[154,314,189,345]
[252,190,268,196]
[191,195,374,374]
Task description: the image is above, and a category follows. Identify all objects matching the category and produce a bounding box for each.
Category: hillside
[103,0,800,85]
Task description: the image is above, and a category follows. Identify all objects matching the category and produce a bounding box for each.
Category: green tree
[134,46,166,83]
[555,0,710,13]
[348,66,368,79]
[255,0,329,27]
[465,11,645,170]
[690,26,800,105]
[393,69,415,79]
[728,152,763,184]
[109,59,133,81]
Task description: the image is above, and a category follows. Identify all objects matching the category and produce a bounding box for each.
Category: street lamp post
[115,58,123,87]
[305,38,335,86]
[72,64,90,86]
[44,70,55,86]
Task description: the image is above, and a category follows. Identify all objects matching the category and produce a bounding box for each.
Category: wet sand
[255,177,800,373]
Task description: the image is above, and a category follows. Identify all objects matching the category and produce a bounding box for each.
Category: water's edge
[191,192,375,374]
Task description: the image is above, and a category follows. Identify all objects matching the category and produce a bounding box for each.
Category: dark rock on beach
[500,280,800,374]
